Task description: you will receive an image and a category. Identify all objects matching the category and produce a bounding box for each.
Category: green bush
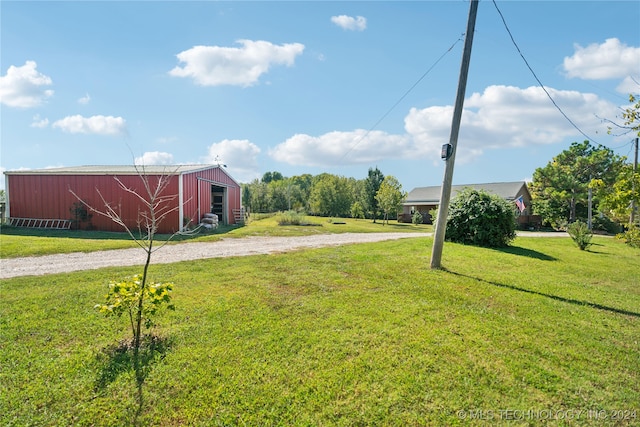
[278,210,309,226]
[429,208,439,225]
[567,220,593,250]
[617,224,640,248]
[445,188,516,247]
[411,211,423,225]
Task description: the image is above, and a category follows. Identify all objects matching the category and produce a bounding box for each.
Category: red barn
[4,165,243,234]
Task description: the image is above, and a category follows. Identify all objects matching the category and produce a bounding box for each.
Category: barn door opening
[211,185,226,224]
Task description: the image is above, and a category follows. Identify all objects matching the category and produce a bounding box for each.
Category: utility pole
[587,175,593,230]
[631,137,638,225]
[430,0,479,269]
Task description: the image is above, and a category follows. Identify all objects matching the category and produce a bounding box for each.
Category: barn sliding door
[211,184,226,223]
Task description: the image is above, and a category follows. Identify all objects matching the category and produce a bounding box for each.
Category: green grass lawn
[0,215,432,258]
[1,234,638,426]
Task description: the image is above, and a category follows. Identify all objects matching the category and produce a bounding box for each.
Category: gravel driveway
[1,232,432,279]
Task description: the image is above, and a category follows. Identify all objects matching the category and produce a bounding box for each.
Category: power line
[339,35,464,162]
[625,138,637,158]
[491,0,598,144]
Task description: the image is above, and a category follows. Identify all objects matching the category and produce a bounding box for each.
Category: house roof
[404,181,529,205]
[5,164,222,176]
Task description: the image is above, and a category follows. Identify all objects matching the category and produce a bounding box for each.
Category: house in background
[4,164,242,234]
[401,181,539,228]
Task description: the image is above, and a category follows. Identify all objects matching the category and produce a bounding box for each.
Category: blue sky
[1,1,639,192]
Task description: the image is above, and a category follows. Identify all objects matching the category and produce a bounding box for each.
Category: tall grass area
[1,236,638,426]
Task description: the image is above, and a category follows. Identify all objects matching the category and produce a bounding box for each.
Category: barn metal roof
[405,182,529,205]
[5,164,221,175]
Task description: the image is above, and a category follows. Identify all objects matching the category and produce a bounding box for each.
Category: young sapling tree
[70,166,192,382]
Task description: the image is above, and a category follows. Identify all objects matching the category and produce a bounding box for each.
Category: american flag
[515,195,525,213]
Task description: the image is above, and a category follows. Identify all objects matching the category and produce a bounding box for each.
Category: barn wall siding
[8,174,181,233]
[7,166,241,233]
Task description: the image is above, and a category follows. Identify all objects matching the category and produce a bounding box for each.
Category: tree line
[241,167,406,222]
[530,92,639,235]
[240,137,637,231]
[531,140,638,231]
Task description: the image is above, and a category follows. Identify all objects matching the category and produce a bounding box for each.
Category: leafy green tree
[309,173,353,217]
[375,175,406,225]
[592,164,640,225]
[241,184,252,213]
[446,188,516,247]
[289,174,314,211]
[531,141,625,228]
[262,171,283,184]
[603,92,639,227]
[364,167,384,222]
[350,177,367,213]
[350,201,365,219]
[246,179,269,213]
[267,179,290,211]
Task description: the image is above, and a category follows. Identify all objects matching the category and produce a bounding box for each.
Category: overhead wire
[491,0,599,145]
[339,34,464,162]
[607,138,636,151]
[624,138,637,159]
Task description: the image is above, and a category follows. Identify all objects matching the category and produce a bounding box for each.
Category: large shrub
[446,188,516,247]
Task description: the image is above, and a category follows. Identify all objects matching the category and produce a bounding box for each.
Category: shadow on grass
[583,242,611,255]
[94,334,173,425]
[94,334,172,391]
[0,225,238,241]
[444,269,640,318]
[492,245,557,261]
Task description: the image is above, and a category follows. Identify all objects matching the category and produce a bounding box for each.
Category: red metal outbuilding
[4,165,243,234]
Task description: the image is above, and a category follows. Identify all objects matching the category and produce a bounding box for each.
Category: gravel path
[1,232,432,279]
[0,231,571,279]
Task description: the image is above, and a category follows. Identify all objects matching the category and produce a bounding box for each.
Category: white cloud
[204,139,261,182]
[270,129,411,167]
[0,61,54,108]
[52,115,128,136]
[271,85,618,167]
[563,38,640,82]
[331,15,367,31]
[169,40,305,87]
[78,93,91,104]
[30,114,49,128]
[617,76,640,94]
[405,85,618,162]
[134,151,174,166]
